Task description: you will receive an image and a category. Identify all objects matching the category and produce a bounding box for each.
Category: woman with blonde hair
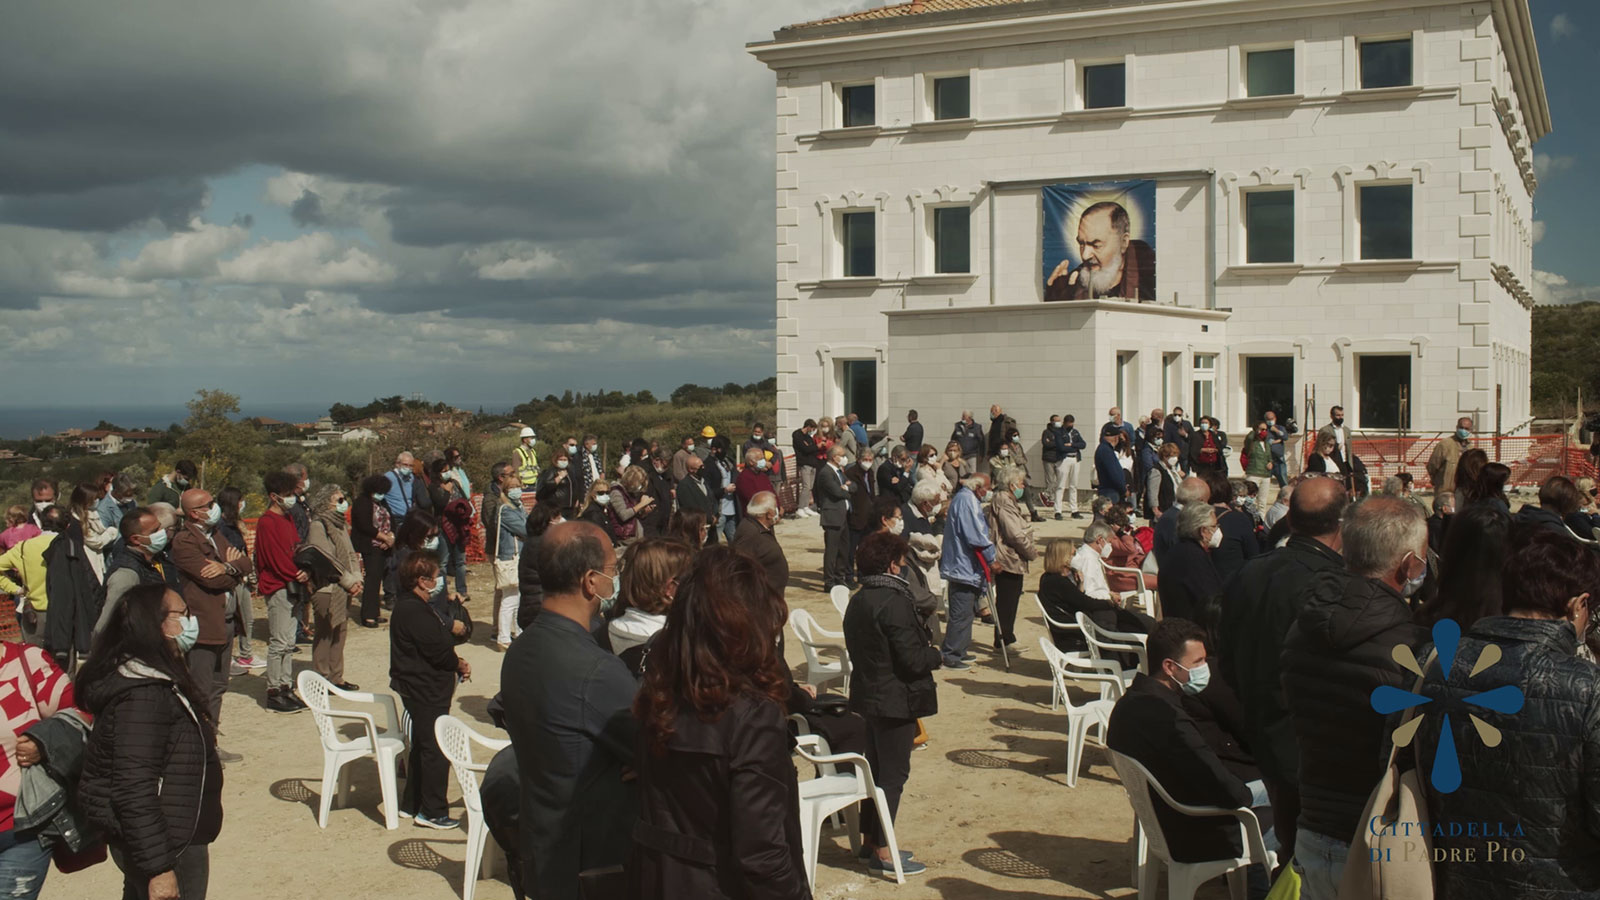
[577,478,613,535]
[941,442,964,489]
[608,465,658,547]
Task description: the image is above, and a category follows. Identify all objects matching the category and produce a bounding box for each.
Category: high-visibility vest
[516,444,539,484]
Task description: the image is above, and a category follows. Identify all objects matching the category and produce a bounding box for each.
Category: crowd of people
[0,405,1596,900]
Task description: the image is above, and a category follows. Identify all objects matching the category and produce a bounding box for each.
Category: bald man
[172,488,252,762]
[501,521,637,900]
[1154,476,1210,567]
[1217,476,1348,861]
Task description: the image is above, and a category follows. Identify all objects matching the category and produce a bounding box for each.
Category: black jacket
[517,530,546,627]
[875,462,911,504]
[1280,570,1426,842]
[1415,617,1600,900]
[643,468,674,537]
[1218,535,1344,785]
[1514,503,1572,538]
[43,525,101,654]
[388,592,459,708]
[1210,507,1260,586]
[792,429,822,469]
[1152,505,1181,568]
[79,661,223,878]
[628,694,810,900]
[1038,571,1148,652]
[731,517,787,596]
[1106,674,1253,863]
[1156,539,1222,626]
[843,578,940,720]
[536,469,581,514]
[845,465,877,532]
[675,474,716,520]
[951,420,984,458]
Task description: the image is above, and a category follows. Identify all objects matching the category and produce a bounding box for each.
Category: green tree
[175,389,263,490]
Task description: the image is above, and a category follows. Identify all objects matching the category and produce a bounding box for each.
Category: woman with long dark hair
[350,473,395,628]
[629,547,808,899]
[1417,503,1511,628]
[1461,461,1512,512]
[77,583,222,900]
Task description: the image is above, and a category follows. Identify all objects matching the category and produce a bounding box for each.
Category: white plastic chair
[1039,639,1124,787]
[1566,524,1600,546]
[1103,560,1161,619]
[1109,750,1277,900]
[1033,594,1086,709]
[435,715,512,900]
[1076,612,1148,688]
[793,737,906,888]
[790,608,851,692]
[830,584,851,623]
[296,670,408,830]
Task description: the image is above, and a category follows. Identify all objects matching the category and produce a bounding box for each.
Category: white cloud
[460,242,566,280]
[120,219,250,280]
[1534,153,1576,181]
[216,232,397,286]
[1552,13,1576,40]
[1531,269,1600,306]
[1532,220,1546,244]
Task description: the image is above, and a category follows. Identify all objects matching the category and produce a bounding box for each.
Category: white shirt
[609,608,666,656]
[1071,543,1112,601]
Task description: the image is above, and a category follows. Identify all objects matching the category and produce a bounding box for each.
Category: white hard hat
[519,426,536,439]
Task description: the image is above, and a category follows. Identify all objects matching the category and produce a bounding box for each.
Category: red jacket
[254,509,300,596]
[735,468,773,519]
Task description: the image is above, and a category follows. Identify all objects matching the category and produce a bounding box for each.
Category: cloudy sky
[0,1,1592,416]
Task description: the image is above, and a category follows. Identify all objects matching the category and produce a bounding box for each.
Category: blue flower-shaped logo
[1369,618,1526,794]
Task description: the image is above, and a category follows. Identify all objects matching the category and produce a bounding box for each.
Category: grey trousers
[186,643,230,726]
[265,589,297,692]
[231,584,256,659]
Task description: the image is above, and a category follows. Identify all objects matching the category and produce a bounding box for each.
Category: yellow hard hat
[701,426,717,438]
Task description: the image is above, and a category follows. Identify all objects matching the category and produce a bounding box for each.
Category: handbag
[1338,650,1437,900]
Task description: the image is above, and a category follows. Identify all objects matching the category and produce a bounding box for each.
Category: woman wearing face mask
[915,444,950,504]
[1408,529,1600,898]
[607,539,694,675]
[1187,416,1227,479]
[1241,422,1273,500]
[389,554,470,830]
[709,437,739,544]
[609,466,657,548]
[214,486,263,669]
[536,449,581,520]
[578,480,614,537]
[864,497,938,635]
[305,484,362,691]
[1306,433,1353,495]
[394,512,464,634]
[984,470,1039,655]
[1147,442,1185,521]
[1156,503,1224,626]
[351,474,395,628]
[78,584,223,900]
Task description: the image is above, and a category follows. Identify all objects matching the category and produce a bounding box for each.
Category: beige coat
[985,490,1039,576]
[1426,435,1470,495]
[307,516,362,594]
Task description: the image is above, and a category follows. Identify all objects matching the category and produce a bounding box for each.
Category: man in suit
[731,491,787,595]
[1164,408,1194,473]
[815,446,856,591]
[675,454,718,544]
[876,446,913,504]
[845,448,878,577]
[1107,618,1272,890]
[901,410,924,456]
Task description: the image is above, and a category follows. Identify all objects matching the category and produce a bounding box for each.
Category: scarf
[315,505,348,534]
[859,572,914,602]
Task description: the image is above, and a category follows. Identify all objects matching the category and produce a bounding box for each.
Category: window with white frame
[1246,47,1295,97]
[839,359,878,425]
[1357,184,1413,260]
[1244,189,1294,263]
[1162,352,1181,409]
[1082,63,1126,109]
[932,75,970,120]
[1358,37,1412,89]
[839,83,875,127]
[932,206,970,274]
[1191,353,1216,420]
[837,210,876,277]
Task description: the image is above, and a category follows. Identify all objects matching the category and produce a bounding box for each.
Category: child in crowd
[0,506,40,552]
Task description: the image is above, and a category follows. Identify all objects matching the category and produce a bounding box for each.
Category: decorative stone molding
[1490,263,1534,310]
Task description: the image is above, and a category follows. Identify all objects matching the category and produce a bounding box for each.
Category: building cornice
[1489,0,1551,142]
[884,299,1231,321]
[1491,263,1534,311]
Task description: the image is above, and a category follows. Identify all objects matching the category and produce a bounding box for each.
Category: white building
[748,0,1549,454]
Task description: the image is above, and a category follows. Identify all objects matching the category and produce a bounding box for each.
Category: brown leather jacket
[170,522,253,645]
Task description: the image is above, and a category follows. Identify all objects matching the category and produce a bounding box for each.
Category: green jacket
[1242,435,1273,477]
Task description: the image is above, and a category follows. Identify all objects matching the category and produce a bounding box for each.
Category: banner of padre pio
[1042,179,1156,302]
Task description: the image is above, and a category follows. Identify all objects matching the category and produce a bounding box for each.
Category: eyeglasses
[164,608,190,620]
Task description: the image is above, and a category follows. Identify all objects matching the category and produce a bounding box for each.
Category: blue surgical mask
[1178,660,1210,695]
[597,571,621,615]
[423,536,440,551]
[1402,567,1427,598]
[1199,422,1212,432]
[335,500,350,515]
[175,615,199,653]
[204,503,221,526]
[281,495,298,509]
[144,529,169,555]
[506,488,523,501]
[1456,428,1471,440]
[1012,487,1025,500]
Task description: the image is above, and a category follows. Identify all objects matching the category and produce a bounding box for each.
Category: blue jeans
[719,514,737,545]
[0,829,50,900]
[1270,456,1288,486]
[1293,828,1348,900]
[941,581,982,666]
[444,540,468,595]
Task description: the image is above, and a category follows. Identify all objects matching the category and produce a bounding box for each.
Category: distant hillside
[1532,302,1600,419]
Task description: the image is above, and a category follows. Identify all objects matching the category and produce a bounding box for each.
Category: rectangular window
[1244,190,1294,263]
[1359,38,1412,89]
[933,206,970,274]
[1192,353,1216,420]
[933,76,970,120]
[841,360,878,425]
[1083,63,1126,109]
[1246,48,1295,97]
[841,84,875,127]
[1357,355,1411,430]
[1162,352,1181,409]
[841,211,875,277]
[1358,184,1413,260]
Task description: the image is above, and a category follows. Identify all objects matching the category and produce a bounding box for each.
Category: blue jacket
[384,468,421,520]
[1266,421,1296,460]
[1058,426,1087,461]
[939,487,995,588]
[1095,440,1127,498]
[850,422,869,448]
[496,501,528,562]
[96,494,134,531]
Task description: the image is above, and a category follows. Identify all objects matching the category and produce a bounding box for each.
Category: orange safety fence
[1317,433,1599,491]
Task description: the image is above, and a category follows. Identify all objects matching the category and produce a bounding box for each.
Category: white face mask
[889,518,904,536]
[999,448,1010,458]
[1099,541,1113,559]
[1207,527,1223,549]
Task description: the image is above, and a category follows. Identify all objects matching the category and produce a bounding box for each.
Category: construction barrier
[1317,433,1598,491]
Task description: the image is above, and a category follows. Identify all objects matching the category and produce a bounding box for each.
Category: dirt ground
[40,509,1235,900]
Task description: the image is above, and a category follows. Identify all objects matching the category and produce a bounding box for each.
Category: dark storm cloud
[0,177,209,232]
[289,190,325,227]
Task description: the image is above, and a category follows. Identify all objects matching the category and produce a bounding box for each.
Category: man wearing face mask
[98,508,182,638]
[816,447,857,592]
[579,434,604,497]
[97,473,140,532]
[502,521,638,900]
[732,491,788,595]
[1094,424,1128,502]
[384,451,422,528]
[0,506,66,647]
[145,461,197,509]
[1425,416,1475,506]
[1108,618,1274,894]
[255,471,311,713]
[26,479,57,531]
[170,488,252,761]
[939,474,996,670]
[1279,496,1428,900]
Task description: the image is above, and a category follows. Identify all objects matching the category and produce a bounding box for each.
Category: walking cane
[975,551,1008,672]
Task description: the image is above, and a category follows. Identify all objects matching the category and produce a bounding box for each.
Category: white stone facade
[749,0,1549,451]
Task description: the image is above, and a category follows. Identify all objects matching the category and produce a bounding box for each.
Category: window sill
[801,277,885,290]
[909,117,976,133]
[1223,94,1304,110]
[814,125,883,140]
[1223,263,1304,276]
[909,273,978,286]
[1339,85,1425,103]
[1338,259,1423,274]
[1058,106,1132,122]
